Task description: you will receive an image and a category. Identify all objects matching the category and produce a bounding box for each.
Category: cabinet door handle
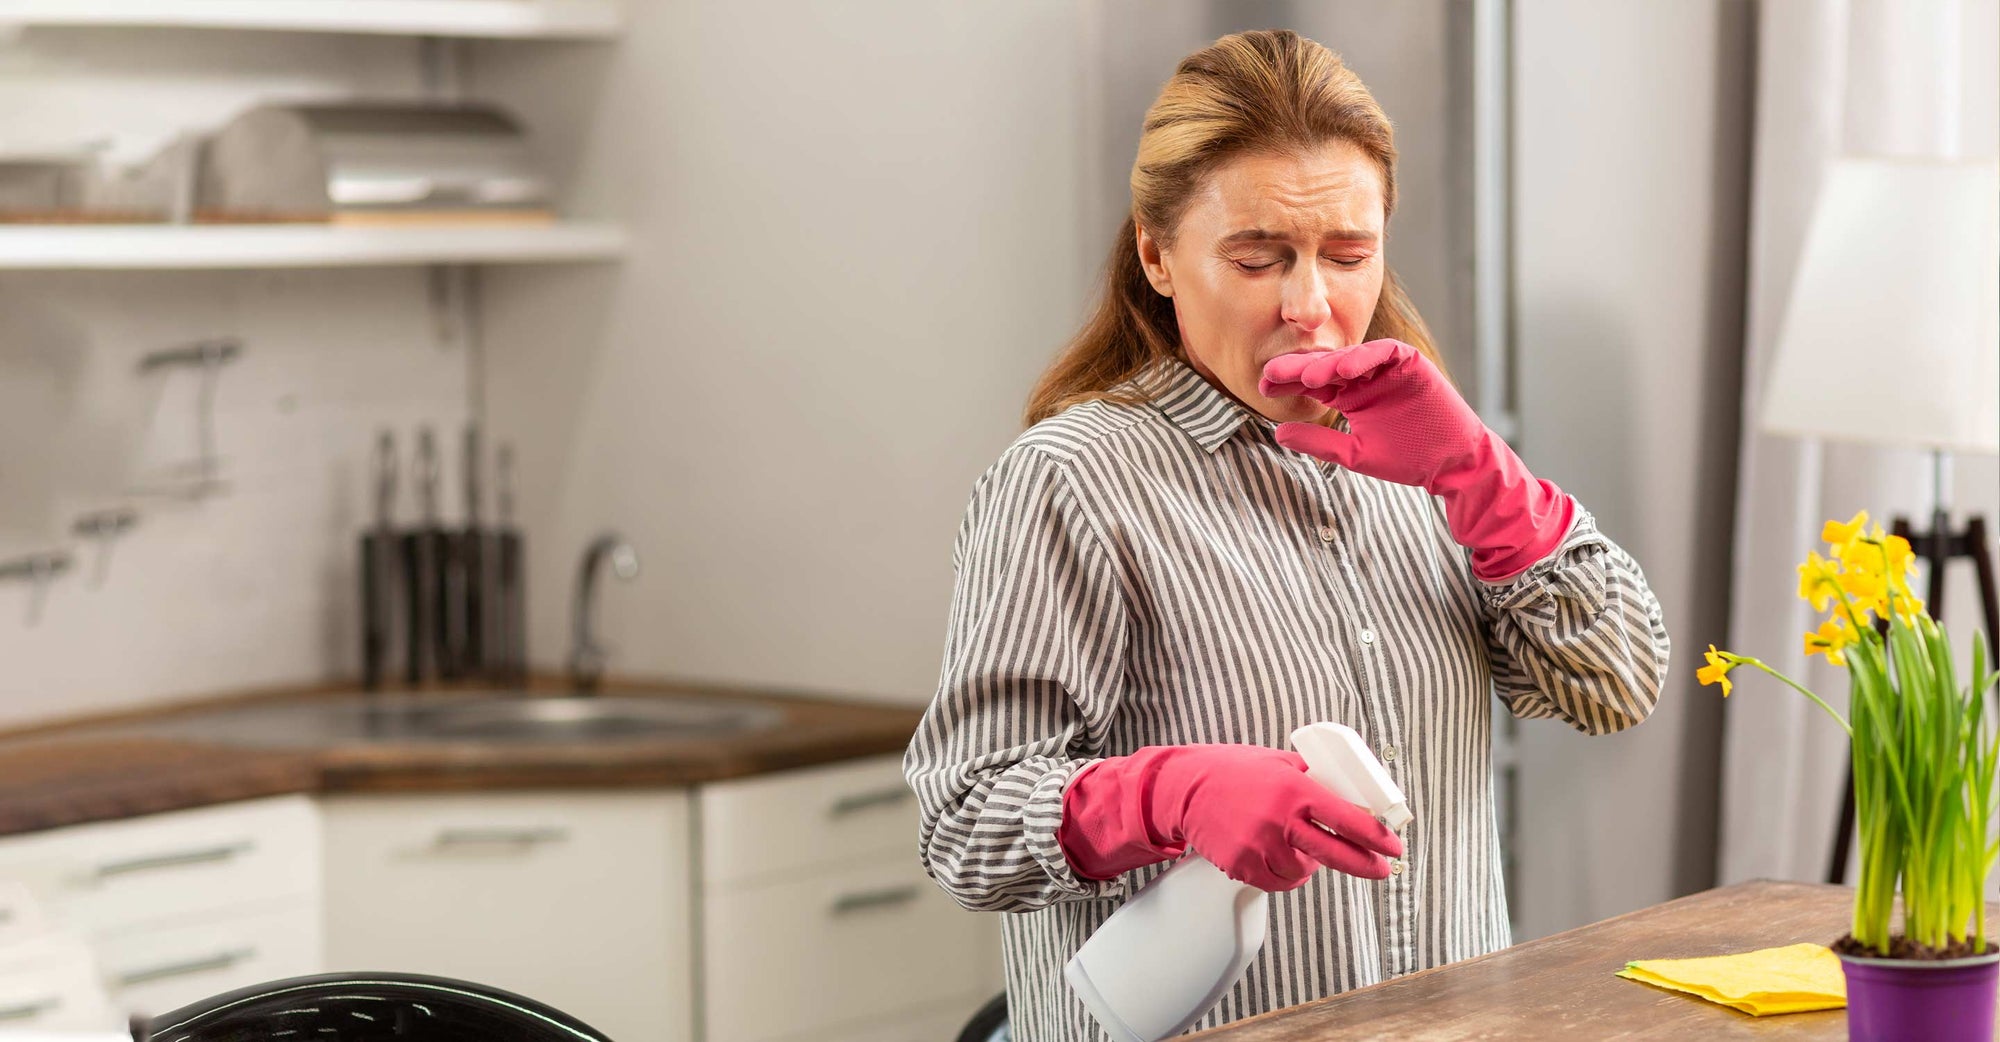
[830,884,921,916]
[0,996,60,1022]
[116,947,255,988]
[90,841,253,883]
[828,787,911,818]
[432,827,570,848]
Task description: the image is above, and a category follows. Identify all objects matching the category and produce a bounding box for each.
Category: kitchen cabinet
[0,793,318,938]
[697,755,1002,1042]
[97,900,319,1021]
[324,756,1001,1042]
[321,789,694,1042]
[0,794,322,1022]
[0,755,996,1041]
[699,752,920,886]
[0,931,122,1032]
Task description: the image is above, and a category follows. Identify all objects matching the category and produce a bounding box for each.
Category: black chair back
[143,971,616,1042]
[953,991,1009,1042]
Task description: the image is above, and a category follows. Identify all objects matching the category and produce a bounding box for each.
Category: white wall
[474,2,1093,702]
[469,0,1482,707]
[1507,0,1755,938]
[0,29,469,727]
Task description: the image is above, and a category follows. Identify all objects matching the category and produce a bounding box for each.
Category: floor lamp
[1755,157,2000,886]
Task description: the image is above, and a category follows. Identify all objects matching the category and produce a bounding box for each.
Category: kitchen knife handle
[361,533,385,690]
[403,531,430,685]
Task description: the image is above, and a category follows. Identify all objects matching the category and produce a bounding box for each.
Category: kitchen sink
[108,692,787,749]
[400,695,786,743]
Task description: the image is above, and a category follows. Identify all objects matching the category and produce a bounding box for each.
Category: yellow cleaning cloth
[1617,942,1847,1016]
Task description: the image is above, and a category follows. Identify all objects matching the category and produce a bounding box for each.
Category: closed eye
[1235,257,1367,273]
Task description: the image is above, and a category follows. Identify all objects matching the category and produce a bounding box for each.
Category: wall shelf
[0,1,621,40]
[0,222,628,270]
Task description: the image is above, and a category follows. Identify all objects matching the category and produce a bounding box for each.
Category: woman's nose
[1280,264,1333,331]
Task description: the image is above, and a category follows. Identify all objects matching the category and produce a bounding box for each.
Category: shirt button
[1381,745,1398,763]
[1317,525,1335,543]
[1389,859,1405,876]
[1359,629,1376,646]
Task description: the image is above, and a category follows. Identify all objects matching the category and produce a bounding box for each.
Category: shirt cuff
[1029,758,1131,901]
[1476,505,1610,619]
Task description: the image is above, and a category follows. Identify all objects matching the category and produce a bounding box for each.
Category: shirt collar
[1129,356,1277,454]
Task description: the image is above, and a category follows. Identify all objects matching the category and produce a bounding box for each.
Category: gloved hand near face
[1259,338,1575,583]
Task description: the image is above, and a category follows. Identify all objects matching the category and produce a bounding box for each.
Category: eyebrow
[1221,228,1379,245]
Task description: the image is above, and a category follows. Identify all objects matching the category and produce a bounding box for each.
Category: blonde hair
[1024,29,1442,426]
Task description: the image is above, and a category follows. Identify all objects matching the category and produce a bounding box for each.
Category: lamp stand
[1826,457,2000,884]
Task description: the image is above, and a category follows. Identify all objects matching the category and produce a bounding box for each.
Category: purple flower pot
[1838,948,2000,1042]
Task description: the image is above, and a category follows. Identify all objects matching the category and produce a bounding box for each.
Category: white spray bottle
[1063,722,1412,1042]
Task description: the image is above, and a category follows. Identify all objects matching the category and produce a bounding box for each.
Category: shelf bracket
[134,336,242,500]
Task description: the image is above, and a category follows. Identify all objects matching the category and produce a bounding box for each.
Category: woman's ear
[1135,221,1173,298]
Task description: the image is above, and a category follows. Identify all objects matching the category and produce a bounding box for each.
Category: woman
[905,30,1669,1042]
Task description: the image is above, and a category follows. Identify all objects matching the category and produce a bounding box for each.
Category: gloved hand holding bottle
[1259,339,1575,583]
[1057,743,1403,891]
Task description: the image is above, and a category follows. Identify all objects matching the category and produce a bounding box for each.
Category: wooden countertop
[0,736,322,837]
[0,676,921,837]
[1190,880,2000,1041]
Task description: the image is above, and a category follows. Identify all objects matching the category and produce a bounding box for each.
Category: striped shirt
[904,356,1669,1041]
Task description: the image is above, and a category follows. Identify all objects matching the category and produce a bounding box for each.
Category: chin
[1254,397,1328,425]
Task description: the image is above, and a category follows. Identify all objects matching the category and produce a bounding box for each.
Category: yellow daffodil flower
[1883,534,1916,578]
[1697,644,1739,697]
[1798,552,1839,611]
[1839,568,1888,613]
[1804,617,1854,666]
[1822,511,1868,549]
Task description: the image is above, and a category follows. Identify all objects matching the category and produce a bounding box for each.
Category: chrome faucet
[568,531,640,693]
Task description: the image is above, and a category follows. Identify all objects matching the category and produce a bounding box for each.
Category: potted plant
[1701,511,2000,1041]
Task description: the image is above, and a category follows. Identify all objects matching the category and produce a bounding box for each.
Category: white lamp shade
[1760,158,2000,455]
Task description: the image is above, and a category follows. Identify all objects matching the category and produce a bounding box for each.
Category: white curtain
[1718,0,2000,886]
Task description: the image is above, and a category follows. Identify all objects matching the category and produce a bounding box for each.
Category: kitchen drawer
[0,880,48,946]
[321,790,693,1042]
[0,795,319,939]
[99,899,321,1022]
[702,854,996,1042]
[0,932,122,1032]
[699,754,915,886]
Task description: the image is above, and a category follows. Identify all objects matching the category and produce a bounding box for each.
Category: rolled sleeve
[1477,505,1670,736]
[904,445,1131,912]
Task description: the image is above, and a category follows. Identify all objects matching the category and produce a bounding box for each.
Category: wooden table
[1190,879,1997,1040]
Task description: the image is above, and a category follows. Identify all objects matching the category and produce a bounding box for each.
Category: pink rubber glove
[1057,744,1403,892]
[1258,339,1575,583]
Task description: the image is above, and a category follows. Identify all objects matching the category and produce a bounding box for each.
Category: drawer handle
[90,841,254,883]
[828,787,911,818]
[432,827,570,848]
[0,996,60,1022]
[830,885,921,916]
[116,947,255,988]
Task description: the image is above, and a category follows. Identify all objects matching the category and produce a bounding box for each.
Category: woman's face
[1136,140,1387,424]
